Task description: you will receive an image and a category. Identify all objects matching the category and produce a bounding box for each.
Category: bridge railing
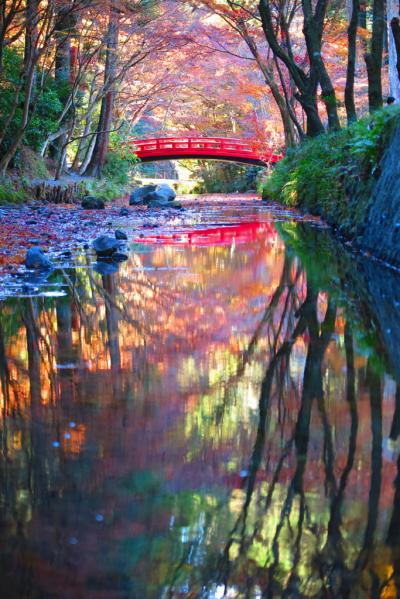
[126,136,283,163]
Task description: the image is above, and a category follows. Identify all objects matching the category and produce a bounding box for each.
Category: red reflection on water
[136,221,277,246]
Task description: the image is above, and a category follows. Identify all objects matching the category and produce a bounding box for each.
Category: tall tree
[84,3,120,176]
[365,0,385,110]
[53,1,77,169]
[345,0,360,122]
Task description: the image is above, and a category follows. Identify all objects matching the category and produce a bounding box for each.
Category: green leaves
[0,48,63,156]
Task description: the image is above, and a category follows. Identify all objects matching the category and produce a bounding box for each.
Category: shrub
[262,106,400,236]
[98,133,139,189]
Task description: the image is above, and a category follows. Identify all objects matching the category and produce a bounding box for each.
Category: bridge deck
[127,137,282,166]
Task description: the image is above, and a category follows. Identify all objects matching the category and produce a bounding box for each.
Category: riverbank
[0,195,322,298]
[262,106,400,266]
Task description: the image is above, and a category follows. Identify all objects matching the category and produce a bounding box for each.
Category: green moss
[262,106,400,237]
[0,178,27,204]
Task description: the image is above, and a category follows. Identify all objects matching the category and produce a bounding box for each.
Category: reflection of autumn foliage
[0,220,399,597]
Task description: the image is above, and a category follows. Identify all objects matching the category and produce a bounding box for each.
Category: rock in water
[119,207,129,216]
[92,236,123,257]
[115,229,128,240]
[155,183,176,202]
[129,183,176,206]
[25,247,54,270]
[93,261,119,276]
[129,185,157,205]
[112,252,128,262]
[170,200,183,209]
[81,196,105,210]
[147,197,170,208]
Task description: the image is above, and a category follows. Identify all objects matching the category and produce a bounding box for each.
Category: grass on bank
[261,106,400,238]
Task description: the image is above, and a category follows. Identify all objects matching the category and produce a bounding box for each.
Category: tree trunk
[359,0,367,27]
[24,0,38,75]
[84,7,119,177]
[390,16,400,97]
[240,30,298,146]
[0,65,35,175]
[302,0,341,130]
[294,90,325,136]
[79,131,97,175]
[258,0,327,137]
[53,5,74,166]
[258,62,298,146]
[274,58,306,141]
[365,0,385,110]
[345,0,360,122]
[70,72,99,171]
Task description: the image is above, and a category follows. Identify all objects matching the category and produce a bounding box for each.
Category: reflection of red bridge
[136,221,278,246]
[128,137,283,166]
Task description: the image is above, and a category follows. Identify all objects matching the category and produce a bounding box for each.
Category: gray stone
[82,196,105,210]
[94,261,119,275]
[92,235,123,257]
[115,229,128,240]
[129,183,176,206]
[129,185,157,205]
[119,207,129,216]
[154,183,176,202]
[170,201,183,210]
[147,196,170,208]
[112,252,128,262]
[25,247,54,270]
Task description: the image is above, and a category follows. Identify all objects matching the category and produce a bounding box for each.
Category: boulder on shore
[25,247,54,270]
[81,196,105,210]
[92,235,123,257]
[129,183,176,206]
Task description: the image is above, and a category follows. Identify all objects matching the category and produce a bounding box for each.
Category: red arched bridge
[127,137,283,166]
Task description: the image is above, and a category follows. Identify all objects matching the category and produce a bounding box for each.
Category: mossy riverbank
[262,107,400,245]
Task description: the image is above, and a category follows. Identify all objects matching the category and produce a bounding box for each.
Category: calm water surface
[1,199,400,598]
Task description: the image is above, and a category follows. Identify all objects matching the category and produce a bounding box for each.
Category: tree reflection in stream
[0,215,399,597]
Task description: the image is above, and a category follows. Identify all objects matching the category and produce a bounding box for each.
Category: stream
[1,196,400,598]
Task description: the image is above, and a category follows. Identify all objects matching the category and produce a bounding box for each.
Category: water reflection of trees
[0,237,399,597]
[162,245,400,597]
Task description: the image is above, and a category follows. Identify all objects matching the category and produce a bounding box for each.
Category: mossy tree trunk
[365,0,385,111]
